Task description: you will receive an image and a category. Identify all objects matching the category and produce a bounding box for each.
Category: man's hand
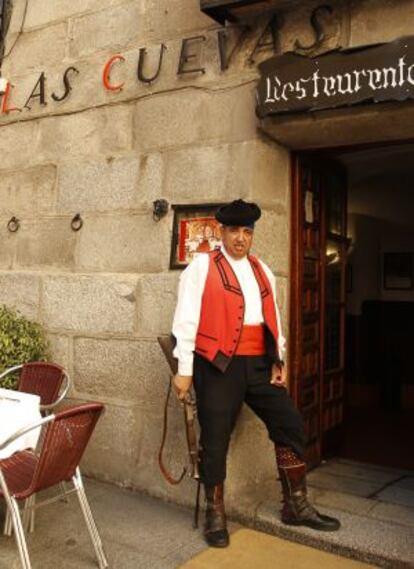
[270,363,287,388]
[173,374,193,401]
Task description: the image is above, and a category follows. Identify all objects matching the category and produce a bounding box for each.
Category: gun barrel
[157,336,178,375]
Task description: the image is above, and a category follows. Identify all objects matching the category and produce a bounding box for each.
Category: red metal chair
[0,403,108,569]
[0,362,72,535]
[0,362,71,412]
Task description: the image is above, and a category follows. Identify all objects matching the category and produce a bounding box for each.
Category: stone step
[235,499,414,569]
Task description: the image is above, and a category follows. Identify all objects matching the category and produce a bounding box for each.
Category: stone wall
[0,0,412,511]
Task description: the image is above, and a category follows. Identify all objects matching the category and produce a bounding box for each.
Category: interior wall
[344,148,414,407]
[347,163,414,313]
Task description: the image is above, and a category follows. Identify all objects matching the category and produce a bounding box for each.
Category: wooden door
[290,155,347,467]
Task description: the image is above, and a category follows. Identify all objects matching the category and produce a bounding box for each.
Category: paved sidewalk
[0,458,413,569]
[254,458,414,569]
[0,478,377,569]
[0,479,209,569]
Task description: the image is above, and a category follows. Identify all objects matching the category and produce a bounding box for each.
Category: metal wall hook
[153,199,169,221]
[7,216,20,233]
[71,213,83,232]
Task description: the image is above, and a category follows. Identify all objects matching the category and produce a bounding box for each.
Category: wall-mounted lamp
[153,199,169,222]
[326,252,340,265]
[345,236,354,255]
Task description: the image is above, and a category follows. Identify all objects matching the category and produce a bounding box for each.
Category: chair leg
[4,509,13,536]
[22,495,36,533]
[60,481,69,503]
[0,470,32,569]
[29,495,36,533]
[76,485,108,569]
[9,497,32,569]
[22,497,30,532]
[73,469,108,569]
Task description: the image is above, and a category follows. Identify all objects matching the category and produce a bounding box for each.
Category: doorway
[290,144,414,470]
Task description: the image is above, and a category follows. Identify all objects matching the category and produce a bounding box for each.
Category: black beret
[215,199,261,227]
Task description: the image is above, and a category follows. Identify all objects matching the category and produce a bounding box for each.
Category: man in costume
[172,199,340,548]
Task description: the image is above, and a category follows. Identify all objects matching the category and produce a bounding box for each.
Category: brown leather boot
[204,483,229,547]
[278,463,340,531]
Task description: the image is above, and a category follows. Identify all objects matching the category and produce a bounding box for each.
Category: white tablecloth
[0,388,41,460]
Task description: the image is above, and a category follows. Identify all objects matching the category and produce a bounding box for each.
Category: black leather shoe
[278,463,341,532]
[204,484,230,548]
[204,528,230,547]
[282,492,341,532]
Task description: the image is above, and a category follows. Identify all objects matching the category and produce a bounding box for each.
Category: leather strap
[158,376,187,485]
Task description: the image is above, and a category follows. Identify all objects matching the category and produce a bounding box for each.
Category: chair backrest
[29,403,104,494]
[18,362,65,406]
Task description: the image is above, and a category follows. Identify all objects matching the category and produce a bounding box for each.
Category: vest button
[235,328,240,332]
[233,339,237,343]
[238,316,242,320]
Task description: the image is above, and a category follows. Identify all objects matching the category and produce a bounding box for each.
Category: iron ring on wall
[7,216,20,233]
[71,213,83,232]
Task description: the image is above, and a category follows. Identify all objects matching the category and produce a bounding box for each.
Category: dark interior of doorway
[328,142,414,471]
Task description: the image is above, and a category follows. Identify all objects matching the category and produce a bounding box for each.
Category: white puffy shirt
[172,247,286,376]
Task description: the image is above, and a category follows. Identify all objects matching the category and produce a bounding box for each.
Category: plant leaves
[0,305,50,389]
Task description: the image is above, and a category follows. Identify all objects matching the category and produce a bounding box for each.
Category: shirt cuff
[178,360,193,376]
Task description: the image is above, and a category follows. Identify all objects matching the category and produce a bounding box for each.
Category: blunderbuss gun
[157,336,201,527]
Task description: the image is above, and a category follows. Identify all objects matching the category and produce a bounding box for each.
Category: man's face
[220,225,254,259]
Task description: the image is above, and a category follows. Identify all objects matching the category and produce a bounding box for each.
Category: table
[0,388,41,460]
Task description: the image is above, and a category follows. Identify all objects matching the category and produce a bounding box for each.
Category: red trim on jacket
[195,250,280,372]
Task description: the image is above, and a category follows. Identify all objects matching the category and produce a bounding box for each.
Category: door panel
[290,156,347,467]
[290,159,323,467]
[322,165,347,455]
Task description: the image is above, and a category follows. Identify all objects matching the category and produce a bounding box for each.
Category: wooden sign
[257,36,414,117]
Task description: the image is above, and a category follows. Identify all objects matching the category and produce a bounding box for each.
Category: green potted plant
[0,305,50,389]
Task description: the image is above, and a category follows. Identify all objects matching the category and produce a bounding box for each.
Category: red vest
[195,250,280,372]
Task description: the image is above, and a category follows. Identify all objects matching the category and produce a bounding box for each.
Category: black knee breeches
[193,353,306,487]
